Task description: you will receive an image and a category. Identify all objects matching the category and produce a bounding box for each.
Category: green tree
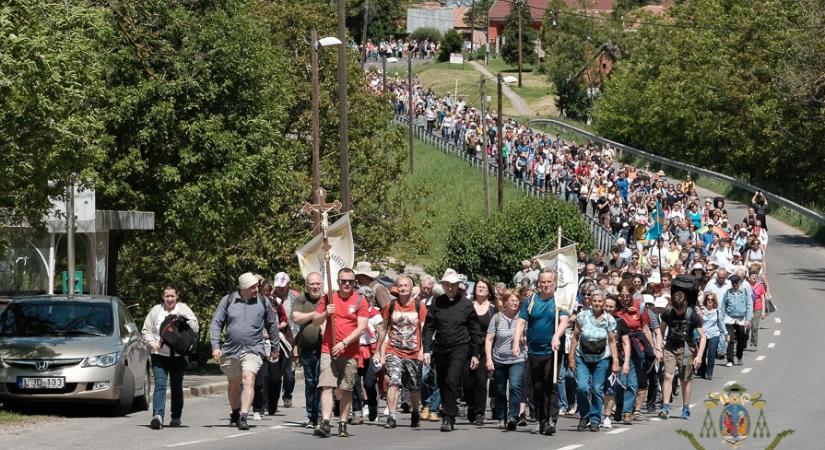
[347,0,407,42]
[0,1,111,247]
[501,0,536,66]
[432,197,593,283]
[409,27,442,44]
[593,0,825,204]
[438,29,463,62]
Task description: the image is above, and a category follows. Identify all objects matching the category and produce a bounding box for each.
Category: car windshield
[0,301,113,337]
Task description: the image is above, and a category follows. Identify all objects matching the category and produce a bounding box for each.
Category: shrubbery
[431,196,594,284]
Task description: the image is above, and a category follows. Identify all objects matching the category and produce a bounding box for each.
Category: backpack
[665,307,697,349]
[159,314,198,357]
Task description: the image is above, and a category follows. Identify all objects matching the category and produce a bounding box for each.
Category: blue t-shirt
[519,294,569,356]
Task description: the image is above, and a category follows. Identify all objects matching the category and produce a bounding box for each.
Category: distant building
[407,2,455,34]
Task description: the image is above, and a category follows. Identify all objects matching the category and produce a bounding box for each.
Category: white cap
[642,294,655,305]
[273,272,290,288]
[654,296,669,308]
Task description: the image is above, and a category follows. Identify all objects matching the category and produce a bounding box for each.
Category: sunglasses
[338,279,355,285]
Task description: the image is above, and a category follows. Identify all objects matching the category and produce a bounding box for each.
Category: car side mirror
[124,322,138,339]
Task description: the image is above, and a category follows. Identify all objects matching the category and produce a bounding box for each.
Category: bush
[409,27,442,44]
[438,29,463,62]
[431,196,594,284]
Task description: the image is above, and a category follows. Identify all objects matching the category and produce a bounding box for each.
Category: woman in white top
[142,284,199,429]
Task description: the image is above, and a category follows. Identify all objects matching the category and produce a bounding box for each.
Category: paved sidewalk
[163,367,304,401]
[469,61,532,116]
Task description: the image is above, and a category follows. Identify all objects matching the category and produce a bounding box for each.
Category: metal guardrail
[394,115,616,254]
[528,118,825,226]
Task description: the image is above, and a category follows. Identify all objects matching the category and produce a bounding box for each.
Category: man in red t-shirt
[375,276,427,429]
[310,268,368,438]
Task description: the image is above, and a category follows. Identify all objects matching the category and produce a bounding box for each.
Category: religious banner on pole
[295,213,355,292]
[533,243,578,313]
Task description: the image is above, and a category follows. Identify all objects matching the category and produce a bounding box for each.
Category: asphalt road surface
[2,188,820,450]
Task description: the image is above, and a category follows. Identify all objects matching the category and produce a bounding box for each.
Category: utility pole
[485,7,490,66]
[66,178,76,297]
[497,73,504,211]
[470,0,475,60]
[381,52,387,92]
[310,29,321,230]
[408,53,414,175]
[360,0,369,66]
[481,74,489,217]
[337,0,350,211]
[517,0,523,87]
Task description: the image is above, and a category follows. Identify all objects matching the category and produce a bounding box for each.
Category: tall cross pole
[301,187,342,346]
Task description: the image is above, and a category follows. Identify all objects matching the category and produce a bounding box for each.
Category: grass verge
[407,139,526,267]
[0,409,23,425]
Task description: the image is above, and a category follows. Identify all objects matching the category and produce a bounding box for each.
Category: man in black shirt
[422,269,482,432]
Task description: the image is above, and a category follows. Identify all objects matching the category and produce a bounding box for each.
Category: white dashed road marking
[773,330,781,336]
[167,440,208,448]
[742,368,752,374]
[607,428,629,434]
[756,355,766,361]
[767,343,776,349]
[774,317,782,324]
[649,417,663,422]
[556,445,584,450]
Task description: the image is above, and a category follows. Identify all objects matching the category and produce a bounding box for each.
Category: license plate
[17,377,65,389]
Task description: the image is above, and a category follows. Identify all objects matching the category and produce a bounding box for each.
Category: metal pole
[470,0,475,60]
[66,178,76,297]
[518,0,523,88]
[496,73,504,211]
[337,0,350,211]
[311,30,321,230]
[481,74,489,217]
[408,53,414,175]
[360,0,369,66]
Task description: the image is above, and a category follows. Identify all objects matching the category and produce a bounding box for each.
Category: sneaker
[474,415,485,426]
[385,414,397,429]
[567,405,577,416]
[517,412,528,427]
[338,422,349,437]
[531,422,544,435]
[543,420,556,435]
[726,362,734,367]
[252,412,262,421]
[169,418,181,427]
[601,417,612,429]
[646,404,656,415]
[559,408,567,417]
[303,420,315,429]
[429,412,440,422]
[659,405,670,420]
[736,358,743,366]
[283,399,292,408]
[633,410,644,421]
[237,415,250,430]
[577,417,588,431]
[314,420,331,438]
[150,414,163,430]
[350,415,364,425]
[622,412,633,425]
[229,410,240,427]
[410,412,421,428]
[589,422,600,432]
[497,420,505,429]
[506,419,517,431]
[682,406,691,420]
[421,406,431,421]
[440,416,454,432]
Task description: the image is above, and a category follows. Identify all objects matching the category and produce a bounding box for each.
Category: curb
[166,367,304,401]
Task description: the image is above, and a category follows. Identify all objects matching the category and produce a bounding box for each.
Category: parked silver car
[0,295,150,415]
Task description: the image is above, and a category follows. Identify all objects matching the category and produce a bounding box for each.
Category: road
[2,188,821,449]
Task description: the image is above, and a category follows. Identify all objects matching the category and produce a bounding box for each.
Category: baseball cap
[654,296,668,308]
[642,294,655,305]
[273,272,290,288]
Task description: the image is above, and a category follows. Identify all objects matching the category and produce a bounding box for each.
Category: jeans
[300,348,321,424]
[616,355,639,414]
[151,354,186,420]
[422,364,441,413]
[494,361,525,422]
[556,356,576,411]
[434,345,469,419]
[575,355,609,425]
[527,354,561,424]
[702,336,720,379]
[725,323,747,363]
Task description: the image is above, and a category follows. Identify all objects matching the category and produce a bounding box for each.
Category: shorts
[663,346,695,381]
[385,353,423,392]
[220,352,263,379]
[319,353,357,391]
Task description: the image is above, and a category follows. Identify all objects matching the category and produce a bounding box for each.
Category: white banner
[295,214,355,293]
[449,53,464,65]
[533,243,578,313]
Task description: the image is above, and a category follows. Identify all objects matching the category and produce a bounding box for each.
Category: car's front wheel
[110,368,135,416]
[133,364,151,412]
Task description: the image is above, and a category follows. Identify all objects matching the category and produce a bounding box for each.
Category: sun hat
[440,268,461,284]
[238,272,259,290]
[353,261,380,278]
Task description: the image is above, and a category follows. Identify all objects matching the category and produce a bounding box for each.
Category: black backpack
[160,314,198,357]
